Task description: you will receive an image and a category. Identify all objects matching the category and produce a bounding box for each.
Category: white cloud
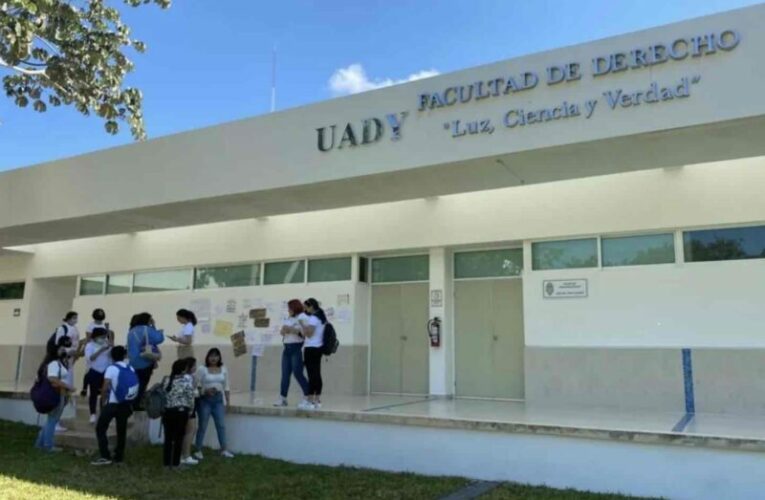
[328,63,439,96]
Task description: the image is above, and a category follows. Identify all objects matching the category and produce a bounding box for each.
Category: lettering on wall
[315,29,740,151]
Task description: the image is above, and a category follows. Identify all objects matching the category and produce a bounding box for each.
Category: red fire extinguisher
[427,317,441,348]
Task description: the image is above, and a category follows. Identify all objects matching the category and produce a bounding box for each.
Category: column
[428,247,454,396]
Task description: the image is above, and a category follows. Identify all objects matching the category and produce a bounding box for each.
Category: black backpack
[322,323,339,356]
[46,324,69,353]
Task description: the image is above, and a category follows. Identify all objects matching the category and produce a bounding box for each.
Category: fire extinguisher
[427,317,441,348]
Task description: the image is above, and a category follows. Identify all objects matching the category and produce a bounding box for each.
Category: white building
[2,5,765,417]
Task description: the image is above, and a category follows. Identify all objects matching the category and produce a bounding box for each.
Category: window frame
[370,253,430,285]
[530,237,599,271]
[453,247,524,281]
[263,259,307,285]
[131,268,193,294]
[600,232,677,268]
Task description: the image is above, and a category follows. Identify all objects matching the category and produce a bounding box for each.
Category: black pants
[162,408,189,467]
[87,369,105,415]
[96,402,133,462]
[133,366,153,411]
[304,347,323,396]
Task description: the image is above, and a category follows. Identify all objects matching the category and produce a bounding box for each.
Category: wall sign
[315,29,740,151]
[13,308,20,317]
[543,279,588,299]
[430,289,443,308]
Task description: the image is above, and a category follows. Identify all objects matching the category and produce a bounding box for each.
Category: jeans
[250,356,257,392]
[195,392,227,450]
[35,397,65,450]
[133,366,153,411]
[303,347,323,396]
[162,408,189,467]
[87,369,105,415]
[280,343,309,398]
[96,402,132,462]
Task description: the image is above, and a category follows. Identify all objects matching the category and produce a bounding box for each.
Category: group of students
[33,308,234,469]
[32,296,331,464]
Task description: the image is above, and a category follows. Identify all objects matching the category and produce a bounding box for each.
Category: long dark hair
[304,298,327,325]
[130,312,153,329]
[205,348,223,368]
[38,336,70,378]
[166,358,188,392]
[176,309,198,326]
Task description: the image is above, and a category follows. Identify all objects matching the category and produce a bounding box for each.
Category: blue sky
[0,0,760,171]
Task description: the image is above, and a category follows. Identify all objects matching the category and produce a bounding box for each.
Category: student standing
[34,337,75,452]
[162,359,195,469]
[53,311,80,432]
[302,298,327,409]
[83,328,112,424]
[180,357,200,465]
[81,309,110,397]
[126,312,164,411]
[273,299,312,409]
[92,346,138,466]
[194,348,234,459]
[169,309,196,359]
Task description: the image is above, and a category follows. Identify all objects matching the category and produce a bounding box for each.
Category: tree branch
[0,57,47,76]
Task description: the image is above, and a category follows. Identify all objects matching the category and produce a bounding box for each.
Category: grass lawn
[0,420,655,499]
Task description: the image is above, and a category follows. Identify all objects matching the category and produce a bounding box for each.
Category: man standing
[92,346,139,466]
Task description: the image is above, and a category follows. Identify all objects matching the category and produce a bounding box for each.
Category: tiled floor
[6,380,764,441]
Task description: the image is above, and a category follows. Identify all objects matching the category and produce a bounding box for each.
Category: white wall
[524,256,765,348]
[0,299,24,345]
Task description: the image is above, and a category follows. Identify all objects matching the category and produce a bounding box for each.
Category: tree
[0,0,170,140]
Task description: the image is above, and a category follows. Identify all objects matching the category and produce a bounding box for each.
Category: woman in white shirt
[83,328,112,423]
[34,336,75,452]
[193,348,234,459]
[273,299,312,409]
[55,311,80,391]
[169,308,196,359]
[80,308,110,398]
[302,298,327,409]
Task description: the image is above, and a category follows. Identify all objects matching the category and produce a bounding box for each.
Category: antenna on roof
[270,44,277,113]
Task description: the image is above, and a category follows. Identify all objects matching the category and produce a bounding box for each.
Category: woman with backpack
[194,348,234,459]
[162,359,195,469]
[273,299,312,410]
[126,312,164,411]
[33,336,75,452]
[302,298,327,409]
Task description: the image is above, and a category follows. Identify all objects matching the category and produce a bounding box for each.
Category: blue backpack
[112,364,140,403]
[30,363,62,414]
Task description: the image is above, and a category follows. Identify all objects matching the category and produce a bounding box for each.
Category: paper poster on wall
[249,308,267,319]
[543,279,588,299]
[251,344,266,357]
[225,299,237,314]
[254,318,270,328]
[242,299,252,310]
[190,298,211,321]
[261,333,275,344]
[337,294,350,306]
[213,320,234,338]
[230,330,247,357]
[199,321,211,335]
[214,304,225,316]
[336,308,351,323]
[237,313,249,329]
[325,306,335,319]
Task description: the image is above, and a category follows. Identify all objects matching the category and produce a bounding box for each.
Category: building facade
[1,5,765,414]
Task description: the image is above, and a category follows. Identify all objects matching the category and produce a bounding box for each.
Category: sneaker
[314,402,322,409]
[297,399,315,410]
[272,398,288,407]
[181,456,198,466]
[89,414,97,424]
[193,451,204,460]
[91,458,112,466]
[55,424,68,433]
[221,450,234,458]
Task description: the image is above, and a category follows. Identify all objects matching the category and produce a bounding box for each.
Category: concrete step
[61,416,133,433]
[56,430,115,451]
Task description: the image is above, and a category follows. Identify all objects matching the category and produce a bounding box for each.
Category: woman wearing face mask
[83,328,112,424]
[302,298,327,409]
[34,337,75,452]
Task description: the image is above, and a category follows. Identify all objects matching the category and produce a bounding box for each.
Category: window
[371,255,429,283]
[79,275,106,296]
[532,238,598,270]
[359,257,369,283]
[133,269,191,293]
[455,249,523,278]
[684,225,765,262]
[106,274,132,294]
[602,234,675,267]
[195,264,260,289]
[264,260,305,285]
[308,257,352,283]
[0,282,24,300]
